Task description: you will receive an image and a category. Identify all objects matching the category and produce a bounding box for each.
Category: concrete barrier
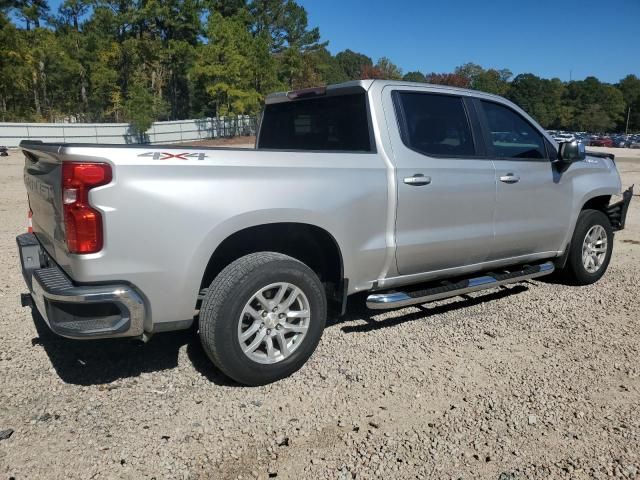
[0,116,257,147]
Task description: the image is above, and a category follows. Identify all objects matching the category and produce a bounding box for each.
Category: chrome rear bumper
[17,233,145,339]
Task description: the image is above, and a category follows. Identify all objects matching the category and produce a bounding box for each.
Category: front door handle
[500,173,520,184]
[404,174,431,186]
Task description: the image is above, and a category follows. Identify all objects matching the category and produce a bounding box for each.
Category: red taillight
[62,162,112,254]
[27,209,33,233]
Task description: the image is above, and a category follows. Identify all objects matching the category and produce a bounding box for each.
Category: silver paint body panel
[20,80,623,333]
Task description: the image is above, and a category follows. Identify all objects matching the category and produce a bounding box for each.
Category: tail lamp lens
[62,162,112,254]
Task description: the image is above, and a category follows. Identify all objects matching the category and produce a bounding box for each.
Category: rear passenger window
[394,92,475,157]
[481,101,546,159]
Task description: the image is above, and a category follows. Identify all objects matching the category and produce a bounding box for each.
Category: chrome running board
[366,261,555,310]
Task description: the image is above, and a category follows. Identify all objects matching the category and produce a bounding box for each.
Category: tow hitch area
[607,185,634,231]
[20,293,32,307]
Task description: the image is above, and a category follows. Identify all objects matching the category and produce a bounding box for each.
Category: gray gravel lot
[0,149,639,479]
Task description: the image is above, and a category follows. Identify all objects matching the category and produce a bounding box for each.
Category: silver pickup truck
[17,80,633,385]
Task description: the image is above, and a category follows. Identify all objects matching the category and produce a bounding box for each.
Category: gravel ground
[0,149,639,480]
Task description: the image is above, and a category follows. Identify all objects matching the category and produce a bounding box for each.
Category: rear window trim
[391,90,486,160]
[257,90,377,154]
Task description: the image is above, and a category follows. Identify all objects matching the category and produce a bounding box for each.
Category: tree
[0,14,32,120]
[208,0,246,17]
[508,73,562,127]
[192,12,261,115]
[375,57,402,80]
[359,64,381,80]
[0,1,638,132]
[454,62,484,85]
[565,77,625,131]
[618,74,640,131]
[304,47,349,85]
[424,72,470,88]
[249,0,322,54]
[335,49,372,79]
[403,71,425,83]
[473,68,511,95]
[573,104,616,132]
[454,62,511,94]
[124,82,167,138]
[14,0,49,30]
[361,57,402,80]
[58,0,90,31]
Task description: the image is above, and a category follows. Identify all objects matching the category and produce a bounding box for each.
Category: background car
[589,137,614,147]
[0,146,9,156]
[612,136,630,148]
[553,133,575,143]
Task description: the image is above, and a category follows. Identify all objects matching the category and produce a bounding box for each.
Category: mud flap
[607,185,634,231]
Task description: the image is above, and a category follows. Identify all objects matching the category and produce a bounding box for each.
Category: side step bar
[366,261,555,310]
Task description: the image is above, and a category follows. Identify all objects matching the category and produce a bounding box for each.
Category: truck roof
[265,79,507,104]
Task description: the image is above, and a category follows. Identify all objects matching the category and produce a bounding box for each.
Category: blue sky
[41,0,640,83]
[299,0,640,83]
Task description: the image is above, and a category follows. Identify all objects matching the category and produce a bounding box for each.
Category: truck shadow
[29,310,237,387]
[335,284,530,333]
[30,284,530,387]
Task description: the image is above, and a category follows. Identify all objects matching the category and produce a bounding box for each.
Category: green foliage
[0,2,637,132]
[335,49,372,79]
[193,12,262,115]
[508,74,564,127]
[617,75,640,131]
[375,57,402,80]
[455,63,511,95]
[403,71,426,83]
[124,82,167,135]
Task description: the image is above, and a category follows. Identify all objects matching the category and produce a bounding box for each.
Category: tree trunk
[0,94,6,122]
[76,37,89,118]
[32,70,41,117]
[39,61,50,120]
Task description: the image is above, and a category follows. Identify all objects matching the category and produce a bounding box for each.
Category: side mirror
[558,140,586,165]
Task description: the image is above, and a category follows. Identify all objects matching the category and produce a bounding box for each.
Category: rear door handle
[499,173,520,184]
[403,174,431,186]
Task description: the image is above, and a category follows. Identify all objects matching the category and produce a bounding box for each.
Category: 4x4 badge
[138,152,208,161]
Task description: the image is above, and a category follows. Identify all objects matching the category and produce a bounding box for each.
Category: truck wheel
[199,252,327,386]
[562,209,613,285]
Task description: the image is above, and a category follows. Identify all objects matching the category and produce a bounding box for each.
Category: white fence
[0,116,257,147]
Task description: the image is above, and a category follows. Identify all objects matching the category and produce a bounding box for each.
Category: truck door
[476,99,572,260]
[383,87,497,276]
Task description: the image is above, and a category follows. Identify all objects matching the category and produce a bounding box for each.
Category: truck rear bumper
[17,233,145,339]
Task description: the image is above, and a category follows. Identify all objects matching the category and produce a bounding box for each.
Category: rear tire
[199,252,326,386]
[561,209,613,285]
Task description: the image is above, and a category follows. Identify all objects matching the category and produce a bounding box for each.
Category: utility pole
[626,106,631,134]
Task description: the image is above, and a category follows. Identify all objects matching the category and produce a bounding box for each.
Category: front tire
[199,252,326,386]
[562,209,614,285]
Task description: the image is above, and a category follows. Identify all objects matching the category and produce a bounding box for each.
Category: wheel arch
[198,222,345,310]
[581,194,612,214]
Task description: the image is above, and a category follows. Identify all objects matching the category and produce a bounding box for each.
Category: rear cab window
[393,91,476,157]
[258,93,372,152]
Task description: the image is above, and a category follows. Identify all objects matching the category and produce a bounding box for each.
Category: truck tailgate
[22,145,66,265]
